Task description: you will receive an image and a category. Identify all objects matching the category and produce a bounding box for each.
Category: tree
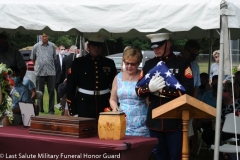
[122,38,151,50]
[49,35,76,48]
[5,32,220,55]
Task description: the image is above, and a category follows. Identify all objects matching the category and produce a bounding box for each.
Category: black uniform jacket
[135,53,194,131]
[66,54,117,118]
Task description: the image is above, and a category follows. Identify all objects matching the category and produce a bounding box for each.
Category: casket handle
[123,142,131,150]
[82,127,94,132]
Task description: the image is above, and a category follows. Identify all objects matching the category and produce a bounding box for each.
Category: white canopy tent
[1,0,240,159]
[0,0,239,40]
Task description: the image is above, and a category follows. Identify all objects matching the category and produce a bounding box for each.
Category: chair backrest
[222,113,240,134]
[35,91,43,100]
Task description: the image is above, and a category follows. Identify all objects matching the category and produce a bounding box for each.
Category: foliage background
[6,32,220,55]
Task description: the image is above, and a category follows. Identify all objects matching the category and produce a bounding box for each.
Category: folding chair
[211,113,240,154]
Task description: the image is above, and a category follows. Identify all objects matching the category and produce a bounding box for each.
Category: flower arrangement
[0,63,14,123]
[104,107,112,112]
[232,66,238,75]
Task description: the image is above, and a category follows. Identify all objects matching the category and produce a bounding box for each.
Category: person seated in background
[197,72,211,100]
[191,72,211,156]
[202,82,240,154]
[9,66,33,125]
[234,71,240,98]
[222,82,240,123]
[110,46,149,137]
[22,77,39,115]
[201,75,219,108]
[234,71,240,84]
[196,75,219,147]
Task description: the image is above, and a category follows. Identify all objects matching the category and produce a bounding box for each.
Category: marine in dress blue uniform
[135,33,194,160]
[66,34,117,119]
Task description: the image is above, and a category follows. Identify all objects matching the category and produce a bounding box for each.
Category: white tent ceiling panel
[0,0,239,39]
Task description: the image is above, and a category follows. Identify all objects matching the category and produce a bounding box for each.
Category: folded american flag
[136,61,186,92]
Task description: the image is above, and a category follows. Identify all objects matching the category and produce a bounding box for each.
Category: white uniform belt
[78,88,110,95]
[153,92,171,98]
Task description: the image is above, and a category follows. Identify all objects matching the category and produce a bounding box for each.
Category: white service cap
[88,34,107,43]
[146,33,170,49]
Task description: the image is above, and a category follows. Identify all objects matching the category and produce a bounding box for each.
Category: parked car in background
[106,50,180,72]
[19,49,34,71]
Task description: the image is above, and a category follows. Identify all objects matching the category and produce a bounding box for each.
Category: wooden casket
[29,115,97,138]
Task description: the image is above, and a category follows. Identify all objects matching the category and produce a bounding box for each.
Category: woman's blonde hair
[212,50,220,57]
[69,45,78,54]
[122,46,143,64]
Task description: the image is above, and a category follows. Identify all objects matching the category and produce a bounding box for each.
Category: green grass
[198,62,209,73]
[39,85,61,116]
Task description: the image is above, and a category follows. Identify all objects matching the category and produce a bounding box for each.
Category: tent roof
[0,0,240,39]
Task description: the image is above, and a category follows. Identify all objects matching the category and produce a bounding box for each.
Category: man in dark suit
[55,45,65,103]
[62,45,78,81]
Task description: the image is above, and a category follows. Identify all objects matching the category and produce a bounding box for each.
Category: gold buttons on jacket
[96,86,98,89]
[96,81,98,83]
[96,76,98,78]
[96,71,98,73]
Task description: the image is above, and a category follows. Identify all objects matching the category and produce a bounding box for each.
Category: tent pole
[82,37,86,56]
[208,30,213,77]
[75,35,78,46]
[213,1,228,159]
[79,35,82,57]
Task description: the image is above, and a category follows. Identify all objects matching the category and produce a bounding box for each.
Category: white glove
[149,75,166,92]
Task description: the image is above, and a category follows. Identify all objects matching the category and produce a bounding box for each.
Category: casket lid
[99,111,125,115]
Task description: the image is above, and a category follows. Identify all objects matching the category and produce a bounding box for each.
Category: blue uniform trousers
[149,129,182,160]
